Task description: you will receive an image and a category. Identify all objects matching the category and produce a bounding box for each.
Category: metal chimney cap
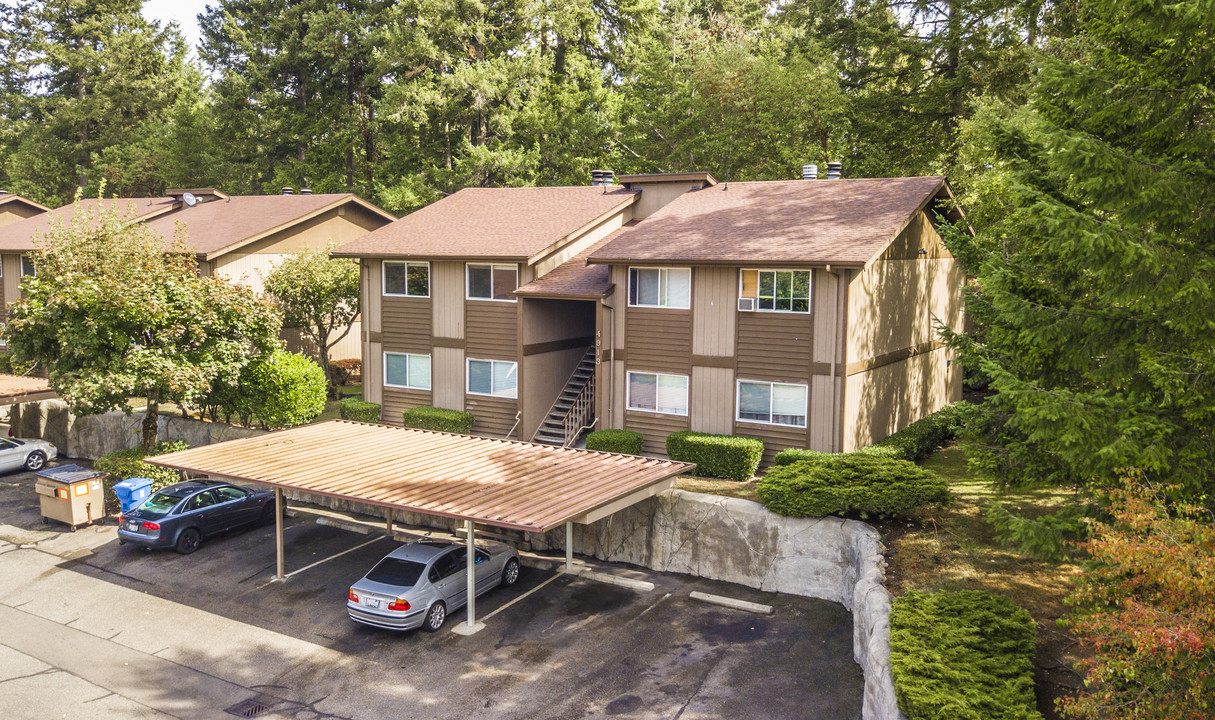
[826,162,842,180]
[282,187,294,195]
[300,188,312,195]
[801,164,818,180]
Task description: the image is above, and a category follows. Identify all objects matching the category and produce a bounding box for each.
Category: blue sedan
[117,480,276,554]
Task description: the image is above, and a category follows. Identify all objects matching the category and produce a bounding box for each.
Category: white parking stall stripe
[473,572,564,625]
[279,536,390,581]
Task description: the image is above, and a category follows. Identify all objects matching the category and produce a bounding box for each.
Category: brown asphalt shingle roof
[515,222,639,299]
[0,194,392,256]
[588,176,948,267]
[0,193,50,214]
[332,186,639,261]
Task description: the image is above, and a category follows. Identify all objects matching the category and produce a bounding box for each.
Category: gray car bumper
[348,603,428,631]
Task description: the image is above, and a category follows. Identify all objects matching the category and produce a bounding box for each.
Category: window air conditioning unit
[737,297,756,312]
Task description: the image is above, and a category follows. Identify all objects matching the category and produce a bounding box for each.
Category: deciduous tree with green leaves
[4,193,282,450]
[263,244,360,398]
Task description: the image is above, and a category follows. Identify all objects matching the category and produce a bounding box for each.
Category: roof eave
[585,256,866,269]
[524,192,640,267]
[203,195,389,261]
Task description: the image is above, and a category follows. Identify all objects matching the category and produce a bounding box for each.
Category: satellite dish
[182,192,198,207]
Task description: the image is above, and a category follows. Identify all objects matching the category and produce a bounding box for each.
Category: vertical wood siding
[692,267,737,356]
[432,261,465,338]
[432,346,465,410]
[365,260,382,333]
[364,343,383,404]
[690,366,734,435]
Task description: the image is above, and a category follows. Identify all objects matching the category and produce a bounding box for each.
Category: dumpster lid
[35,464,107,483]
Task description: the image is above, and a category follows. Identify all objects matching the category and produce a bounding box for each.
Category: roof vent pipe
[802,164,818,180]
[826,162,842,180]
[300,188,312,195]
[282,187,293,195]
[591,169,614,186]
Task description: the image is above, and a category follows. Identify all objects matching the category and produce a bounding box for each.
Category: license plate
[366,598,380,609]
[125,521,141,532]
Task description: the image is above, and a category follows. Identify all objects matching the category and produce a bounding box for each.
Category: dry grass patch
[673,475,761,503]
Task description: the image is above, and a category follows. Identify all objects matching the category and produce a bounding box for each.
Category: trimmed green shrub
[773,448,833,466]
[95,441,188,514]
[756,454,950,518]
[244,351,327,429]
[585,429,644,455]
[666,431,764,481]
[403,406,474,434]
[890,590,1042,720]
[339,398,382,423]
[862,401,972,461]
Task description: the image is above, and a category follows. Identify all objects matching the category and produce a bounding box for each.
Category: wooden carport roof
[148,420,694,534]
[0,373,55,404]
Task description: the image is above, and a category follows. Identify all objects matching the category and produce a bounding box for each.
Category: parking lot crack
[0,666,60,685]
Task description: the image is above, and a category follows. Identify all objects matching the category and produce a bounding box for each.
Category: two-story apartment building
[343,171,965,462]
[0,189,395,357]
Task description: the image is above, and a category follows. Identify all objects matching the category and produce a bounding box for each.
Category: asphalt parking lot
[0,462,863,720]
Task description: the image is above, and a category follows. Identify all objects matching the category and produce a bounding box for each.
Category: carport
[0,373,56,404]
[148,419,694,633]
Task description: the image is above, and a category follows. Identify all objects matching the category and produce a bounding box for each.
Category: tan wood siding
[808,375,840,452]
[465,300,518,359]
[466,394,518,438]
[364,259,382,333]
[432,346,465,411]
[382,296,432,354]
[626,307,691,372]
[811,269,845,365]
[692,267,737,357]
[690,366,734,435]
[624,410,689,456]
[844,346,960,452]
[432,261,465,338]
[364,342,383,404]
[381,388,431,425]
[2,254,21,319]
[736,311,813,383]
[734,421,806,466]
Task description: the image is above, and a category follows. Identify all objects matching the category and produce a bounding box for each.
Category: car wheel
[422,601,446,632]
[24,451,46,471]
[502,558,520,587]
[259,503,278,526]
[118,538,126,545]
[175,528,201,555]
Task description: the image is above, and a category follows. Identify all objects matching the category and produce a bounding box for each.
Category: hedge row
[890,590,1042,720]
[402,406,474,434]
[773,402,972,467]
[339,398,382,423]
[585,429,644,455]
[95,441,188,515]
[756,454,950,519]
[666,431,764,481]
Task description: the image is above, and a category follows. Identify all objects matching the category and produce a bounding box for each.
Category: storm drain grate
[225,698,276,718]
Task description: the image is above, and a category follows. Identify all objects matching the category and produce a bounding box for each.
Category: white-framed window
[466,263,518,301]
[20,256,35,278]
[628,267,691,309]
[737,379,808,427]
[627,371,689,416]
[740,269,811,312]
[467,358,517,398]
[384,352,431,390]
[383,261,429,297]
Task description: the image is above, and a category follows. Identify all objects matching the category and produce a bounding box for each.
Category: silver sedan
[0,437,56,473]
[348,539,520,632]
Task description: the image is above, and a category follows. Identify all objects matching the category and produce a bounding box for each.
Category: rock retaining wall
[8,399,262,459]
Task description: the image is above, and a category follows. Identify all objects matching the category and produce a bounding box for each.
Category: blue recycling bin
[113,477,154,513]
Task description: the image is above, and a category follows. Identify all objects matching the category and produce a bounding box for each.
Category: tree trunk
[142,390,160,451]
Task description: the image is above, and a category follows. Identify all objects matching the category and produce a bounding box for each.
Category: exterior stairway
[532,348,596,446]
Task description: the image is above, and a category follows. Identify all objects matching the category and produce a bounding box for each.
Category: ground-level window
[467,263,518,301]
[467,358,517,398]
[628,267,691,309]
[627,371,689,415]
[20,256,35,277]
[383,261,429,297]
[737,380,807,427]
[384,352,431,390]
[740,269,811,312]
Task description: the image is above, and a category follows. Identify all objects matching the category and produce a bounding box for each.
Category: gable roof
[0,194,395,257]
[514,222,638,299]
[0,193,51,215]
[332,186,639,263]
[587,176,951,268]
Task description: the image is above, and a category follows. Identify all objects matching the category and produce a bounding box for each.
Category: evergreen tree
[948,0,1215,499]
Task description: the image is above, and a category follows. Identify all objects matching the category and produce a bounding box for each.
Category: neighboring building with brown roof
[0,194,50,228]
[343,170,965,460]
[0,189,395,359]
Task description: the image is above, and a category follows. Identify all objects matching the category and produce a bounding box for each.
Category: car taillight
[388,599,410,611]
[142,521,159,531]
[348,589,359,603]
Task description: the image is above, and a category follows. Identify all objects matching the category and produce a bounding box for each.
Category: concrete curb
[576,569,654,592]
[689,591,774,615]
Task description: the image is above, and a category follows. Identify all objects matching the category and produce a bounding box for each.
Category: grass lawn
[884,442,1085,719]
[316,384,363,421]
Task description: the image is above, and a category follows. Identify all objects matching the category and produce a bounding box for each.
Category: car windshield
[365,558,426,587]
[139,491,185,515]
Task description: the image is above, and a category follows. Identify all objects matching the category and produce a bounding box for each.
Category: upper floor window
[737,380,807,427]
[740,270,810,313]
[628,267,690,309]
[385,352,431,390]
[383,261,429,297]
[20,256,36,277]
[467,263,517,301]
[627,371,689,415]
[467,358,517,398]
